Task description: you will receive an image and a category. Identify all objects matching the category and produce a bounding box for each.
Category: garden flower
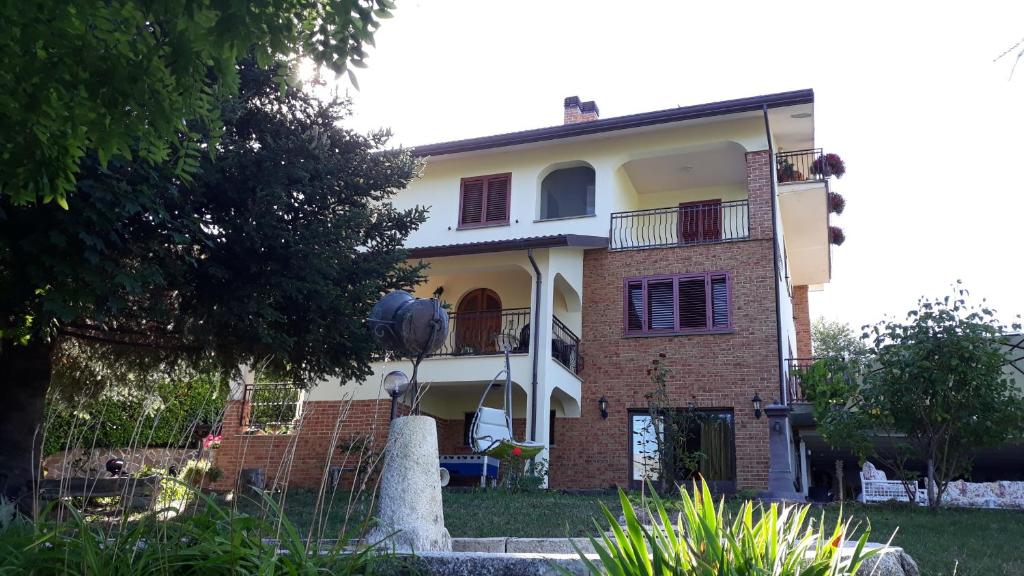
[512,446,522,457]
[203,433,223,449]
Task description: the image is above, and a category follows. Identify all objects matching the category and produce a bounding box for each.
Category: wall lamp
[383,370,410,421]
[598,396,609,420]
[752,393,763,419]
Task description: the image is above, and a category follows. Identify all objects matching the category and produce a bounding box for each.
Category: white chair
[859,462,919,504]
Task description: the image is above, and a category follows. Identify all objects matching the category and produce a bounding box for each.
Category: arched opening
[540,165,595,219]
[454,288,502,354]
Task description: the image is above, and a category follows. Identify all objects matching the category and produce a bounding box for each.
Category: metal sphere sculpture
[368,290,449,414]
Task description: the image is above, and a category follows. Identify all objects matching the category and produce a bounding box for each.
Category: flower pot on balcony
[828,191,846,214]
[810,153,846,179]
[829,226,846,246]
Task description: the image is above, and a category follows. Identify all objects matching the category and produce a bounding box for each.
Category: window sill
[457,221,510,230]
[534,214,596,223]
[623,328,736,338]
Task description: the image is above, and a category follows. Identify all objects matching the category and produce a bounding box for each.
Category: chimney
[563,96,600,124]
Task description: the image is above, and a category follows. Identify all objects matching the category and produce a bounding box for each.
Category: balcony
[609,200,750,251]
[776,148,842,184]
[427,307,581,375]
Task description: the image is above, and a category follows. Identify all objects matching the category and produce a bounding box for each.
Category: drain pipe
[762,104,788,404]
[527,249,542,441]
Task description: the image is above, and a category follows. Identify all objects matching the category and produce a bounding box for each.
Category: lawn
[254,488,1024,576]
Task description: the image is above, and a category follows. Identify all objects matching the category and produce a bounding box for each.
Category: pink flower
[203,433,223,449]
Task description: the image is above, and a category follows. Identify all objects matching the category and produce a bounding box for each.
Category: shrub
[573,479,880,576]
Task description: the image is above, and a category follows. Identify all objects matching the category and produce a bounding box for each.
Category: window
[629,410,736,492]
[459,173,511,228]
[463,412,475,446]
[624,272,731,335]
[540,166,595,219]
[549,410,557,446]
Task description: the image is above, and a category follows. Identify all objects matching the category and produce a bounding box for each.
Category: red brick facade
[792,285,812,358]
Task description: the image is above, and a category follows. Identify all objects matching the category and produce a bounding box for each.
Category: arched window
[540,165,595,219]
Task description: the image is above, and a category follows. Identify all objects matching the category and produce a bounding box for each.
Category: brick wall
[212,398,396,491]
[549,150,781,491]
[792,285,812,358]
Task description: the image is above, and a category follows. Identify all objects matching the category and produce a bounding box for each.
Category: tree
[0,60,426,507]
[811,317,868,361]
[807,285,1024,507]
[0,0,395,207]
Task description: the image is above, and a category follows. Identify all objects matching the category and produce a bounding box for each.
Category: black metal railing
[609,200,749,251]
[428,308,532,357]
[786,357,854,404]
[552,315,582,375]
[776,148,829,183]
[241,383,303,433]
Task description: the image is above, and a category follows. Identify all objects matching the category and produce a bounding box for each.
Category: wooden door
[454,289,502,354]
[678,200,721,244]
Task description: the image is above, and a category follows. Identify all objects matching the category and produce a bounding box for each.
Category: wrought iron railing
[241,383,303,433]
[776,148,828,183]
[785,357,855,404]
[552,316,582,375]
[428,308,532,357]
[609,200,750,251]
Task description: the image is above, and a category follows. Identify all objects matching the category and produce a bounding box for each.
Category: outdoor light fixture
[383,370,410,421]
[598,396,609,420]
[752,393,763,419]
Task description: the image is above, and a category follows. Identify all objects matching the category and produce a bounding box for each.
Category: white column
[799,438,810,498]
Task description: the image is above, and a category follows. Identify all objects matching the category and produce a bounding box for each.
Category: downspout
[527,249,542,441]
[762,105,788,404]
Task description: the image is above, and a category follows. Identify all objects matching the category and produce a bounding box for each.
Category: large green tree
[0,60,426,506]
[808,285,1024,507]
[0,0,394,207]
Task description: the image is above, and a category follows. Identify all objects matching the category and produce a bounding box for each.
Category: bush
[43,373,228,456]
[574,479,880,575]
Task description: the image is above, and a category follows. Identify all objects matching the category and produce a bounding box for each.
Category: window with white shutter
[624,272,732,335]
[459,173,511,228]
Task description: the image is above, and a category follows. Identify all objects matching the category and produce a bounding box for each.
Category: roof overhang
[411,89,814,157]
[407,234,608,259]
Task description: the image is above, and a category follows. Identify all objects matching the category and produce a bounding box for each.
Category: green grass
[264,488,1024,576]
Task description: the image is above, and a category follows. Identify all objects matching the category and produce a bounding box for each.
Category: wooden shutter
[647,279,675,331]
[710,274,729,327]
[625,280,644,333]
[459,178,485,226]
[678,276,708,330]
[484,175,510,223]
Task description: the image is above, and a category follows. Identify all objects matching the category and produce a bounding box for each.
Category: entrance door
[454,288,502,355]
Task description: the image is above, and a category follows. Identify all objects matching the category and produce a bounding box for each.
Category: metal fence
[241,383,303,433]
[609,200,750,251]
[552,316,582,375]
[427,308,532,357]
[776,148,825,183]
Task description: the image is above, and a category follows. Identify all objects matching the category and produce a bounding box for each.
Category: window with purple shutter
[623,272,732,336]
[459,173,511,228]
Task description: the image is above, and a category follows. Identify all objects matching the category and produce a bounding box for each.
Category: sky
[327,0,1024,332]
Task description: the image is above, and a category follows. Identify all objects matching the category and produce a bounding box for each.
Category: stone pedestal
[367,415,452,552]
[763,404,804,501]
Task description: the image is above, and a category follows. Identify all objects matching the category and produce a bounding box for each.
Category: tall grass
[572,480,884,576]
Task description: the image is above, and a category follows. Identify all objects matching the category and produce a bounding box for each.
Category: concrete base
[366,416,451,552]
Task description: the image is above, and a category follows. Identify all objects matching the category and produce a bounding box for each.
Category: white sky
[333,0,1024,332]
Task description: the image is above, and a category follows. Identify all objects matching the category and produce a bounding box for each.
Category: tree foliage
[808,284,1024,507]
[0,60,426,504]
[811,317,868,361]
[0,0,395,207]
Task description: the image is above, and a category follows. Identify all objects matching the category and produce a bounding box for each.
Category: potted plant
[776,158,797,183]
[810,153,846,179]
[828,191,846,214]
[829,226,846,246]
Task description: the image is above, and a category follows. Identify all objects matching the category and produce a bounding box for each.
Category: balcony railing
[552,315,582,374]
[425,307,583,375]
[428,308,532,357]
[609,200,750,251]
[241,383,303,433]
[776,148,830,184]
[786,357,855,404]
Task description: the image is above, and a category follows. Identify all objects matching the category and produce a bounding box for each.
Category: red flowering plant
[810,153,846,179]
[203,433,223,450]
[829,226,846,246]
[828,191,846,215]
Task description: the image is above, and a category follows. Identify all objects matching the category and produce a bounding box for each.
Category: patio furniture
[469,346,544,460]
[859,462,920,504]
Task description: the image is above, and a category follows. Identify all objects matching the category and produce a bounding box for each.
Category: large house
[212,89,844,494]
